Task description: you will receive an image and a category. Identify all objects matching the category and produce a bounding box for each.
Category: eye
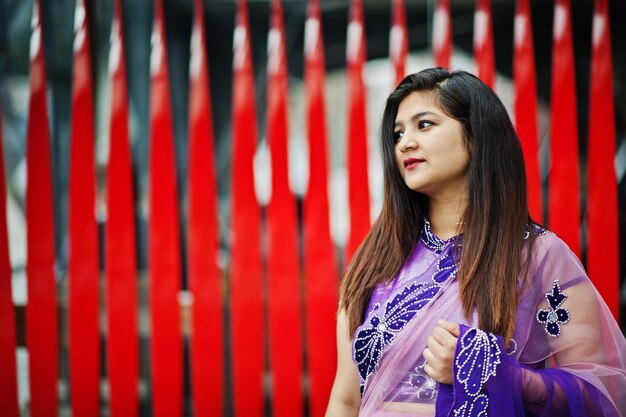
[418,120,434,129]
[393,130,404,142]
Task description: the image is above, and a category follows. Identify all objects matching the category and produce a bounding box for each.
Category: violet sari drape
[354,222,626,416]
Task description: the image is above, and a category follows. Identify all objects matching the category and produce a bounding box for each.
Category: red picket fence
[0,0,620,416]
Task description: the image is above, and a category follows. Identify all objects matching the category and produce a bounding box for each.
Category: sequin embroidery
[455,328,501,396]
[353,282,436,384]
[536,280,570,337]
[523,223,551,240]
[421,218,458,254]
[453,394,488,417]
[408,361,438,400]
[506,338,517,356]
[353,245,459,389]
[452,328,502,416]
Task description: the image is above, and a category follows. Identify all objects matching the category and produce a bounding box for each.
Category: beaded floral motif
[453,394,488,417]
[452,328,501,416]
[421,219,458,254]
[354,282,437,384]
[536,280,570,337]
[523,223,550,240]
[455,328,501,396]
[506,338,517,356]
[432,248,457,285]
[408,361,438,400]
[353,246,459,389]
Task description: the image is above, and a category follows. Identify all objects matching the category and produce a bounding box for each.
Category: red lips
[403,157,424,169]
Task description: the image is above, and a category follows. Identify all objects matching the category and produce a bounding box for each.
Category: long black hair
[340,68,533,343]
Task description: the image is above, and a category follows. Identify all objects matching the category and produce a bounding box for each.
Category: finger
[422,350,438,374]
[423,347,436,365]
[423,349,445,383]
[439,319,460,337]
[431,326,458,348]
[427,335,443,353]
[423,362,436,379]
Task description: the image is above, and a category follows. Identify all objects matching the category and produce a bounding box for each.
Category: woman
[326,68,626,416]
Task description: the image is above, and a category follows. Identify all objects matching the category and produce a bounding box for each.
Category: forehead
[395,91,443,120]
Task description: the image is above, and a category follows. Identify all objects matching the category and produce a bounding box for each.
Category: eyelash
[394,121,434,141]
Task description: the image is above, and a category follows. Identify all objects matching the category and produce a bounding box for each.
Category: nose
[398,131,417,153]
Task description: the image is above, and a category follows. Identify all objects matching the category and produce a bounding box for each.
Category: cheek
[457,144,471,169]
[451,150,470,176]
[441,137,469,168]
[443,150,468,170]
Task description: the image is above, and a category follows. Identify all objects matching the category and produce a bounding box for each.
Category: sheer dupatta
[356,226,470,416]
[357,231,626,416]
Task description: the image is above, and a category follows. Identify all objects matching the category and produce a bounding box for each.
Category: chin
[403,177,439,195]
[403,180,429,194]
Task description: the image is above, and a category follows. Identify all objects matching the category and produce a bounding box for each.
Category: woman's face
[393,91,470,199]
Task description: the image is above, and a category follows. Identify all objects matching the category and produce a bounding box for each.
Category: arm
[430,235,625,416]
[432,322,621,417]
[426,282,622,416]
[510,235,625,415]
[325,309,361,417]
[515,279,616,416]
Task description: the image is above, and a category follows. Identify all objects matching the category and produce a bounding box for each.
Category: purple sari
[354,221,626,416]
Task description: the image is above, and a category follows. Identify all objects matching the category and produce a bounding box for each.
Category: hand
[423,319,460,385]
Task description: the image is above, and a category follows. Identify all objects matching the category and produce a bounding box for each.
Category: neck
[427,193,466,240]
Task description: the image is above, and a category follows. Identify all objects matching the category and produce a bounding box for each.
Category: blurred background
[0,0,624,416]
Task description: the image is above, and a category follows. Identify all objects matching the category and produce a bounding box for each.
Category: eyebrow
[394,111,439,128]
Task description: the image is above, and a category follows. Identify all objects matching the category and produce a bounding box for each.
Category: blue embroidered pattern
[523,223,550,240]
[408,361,437,400]
[353,245,459,389]
[455,328,501,396]
[452,328,502,416]
[433,248,457,284]
[421,219,458,254]
[453,394,488,417]
[536,280,570,337]
[353,282,437,383]
[506,338,517,356]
